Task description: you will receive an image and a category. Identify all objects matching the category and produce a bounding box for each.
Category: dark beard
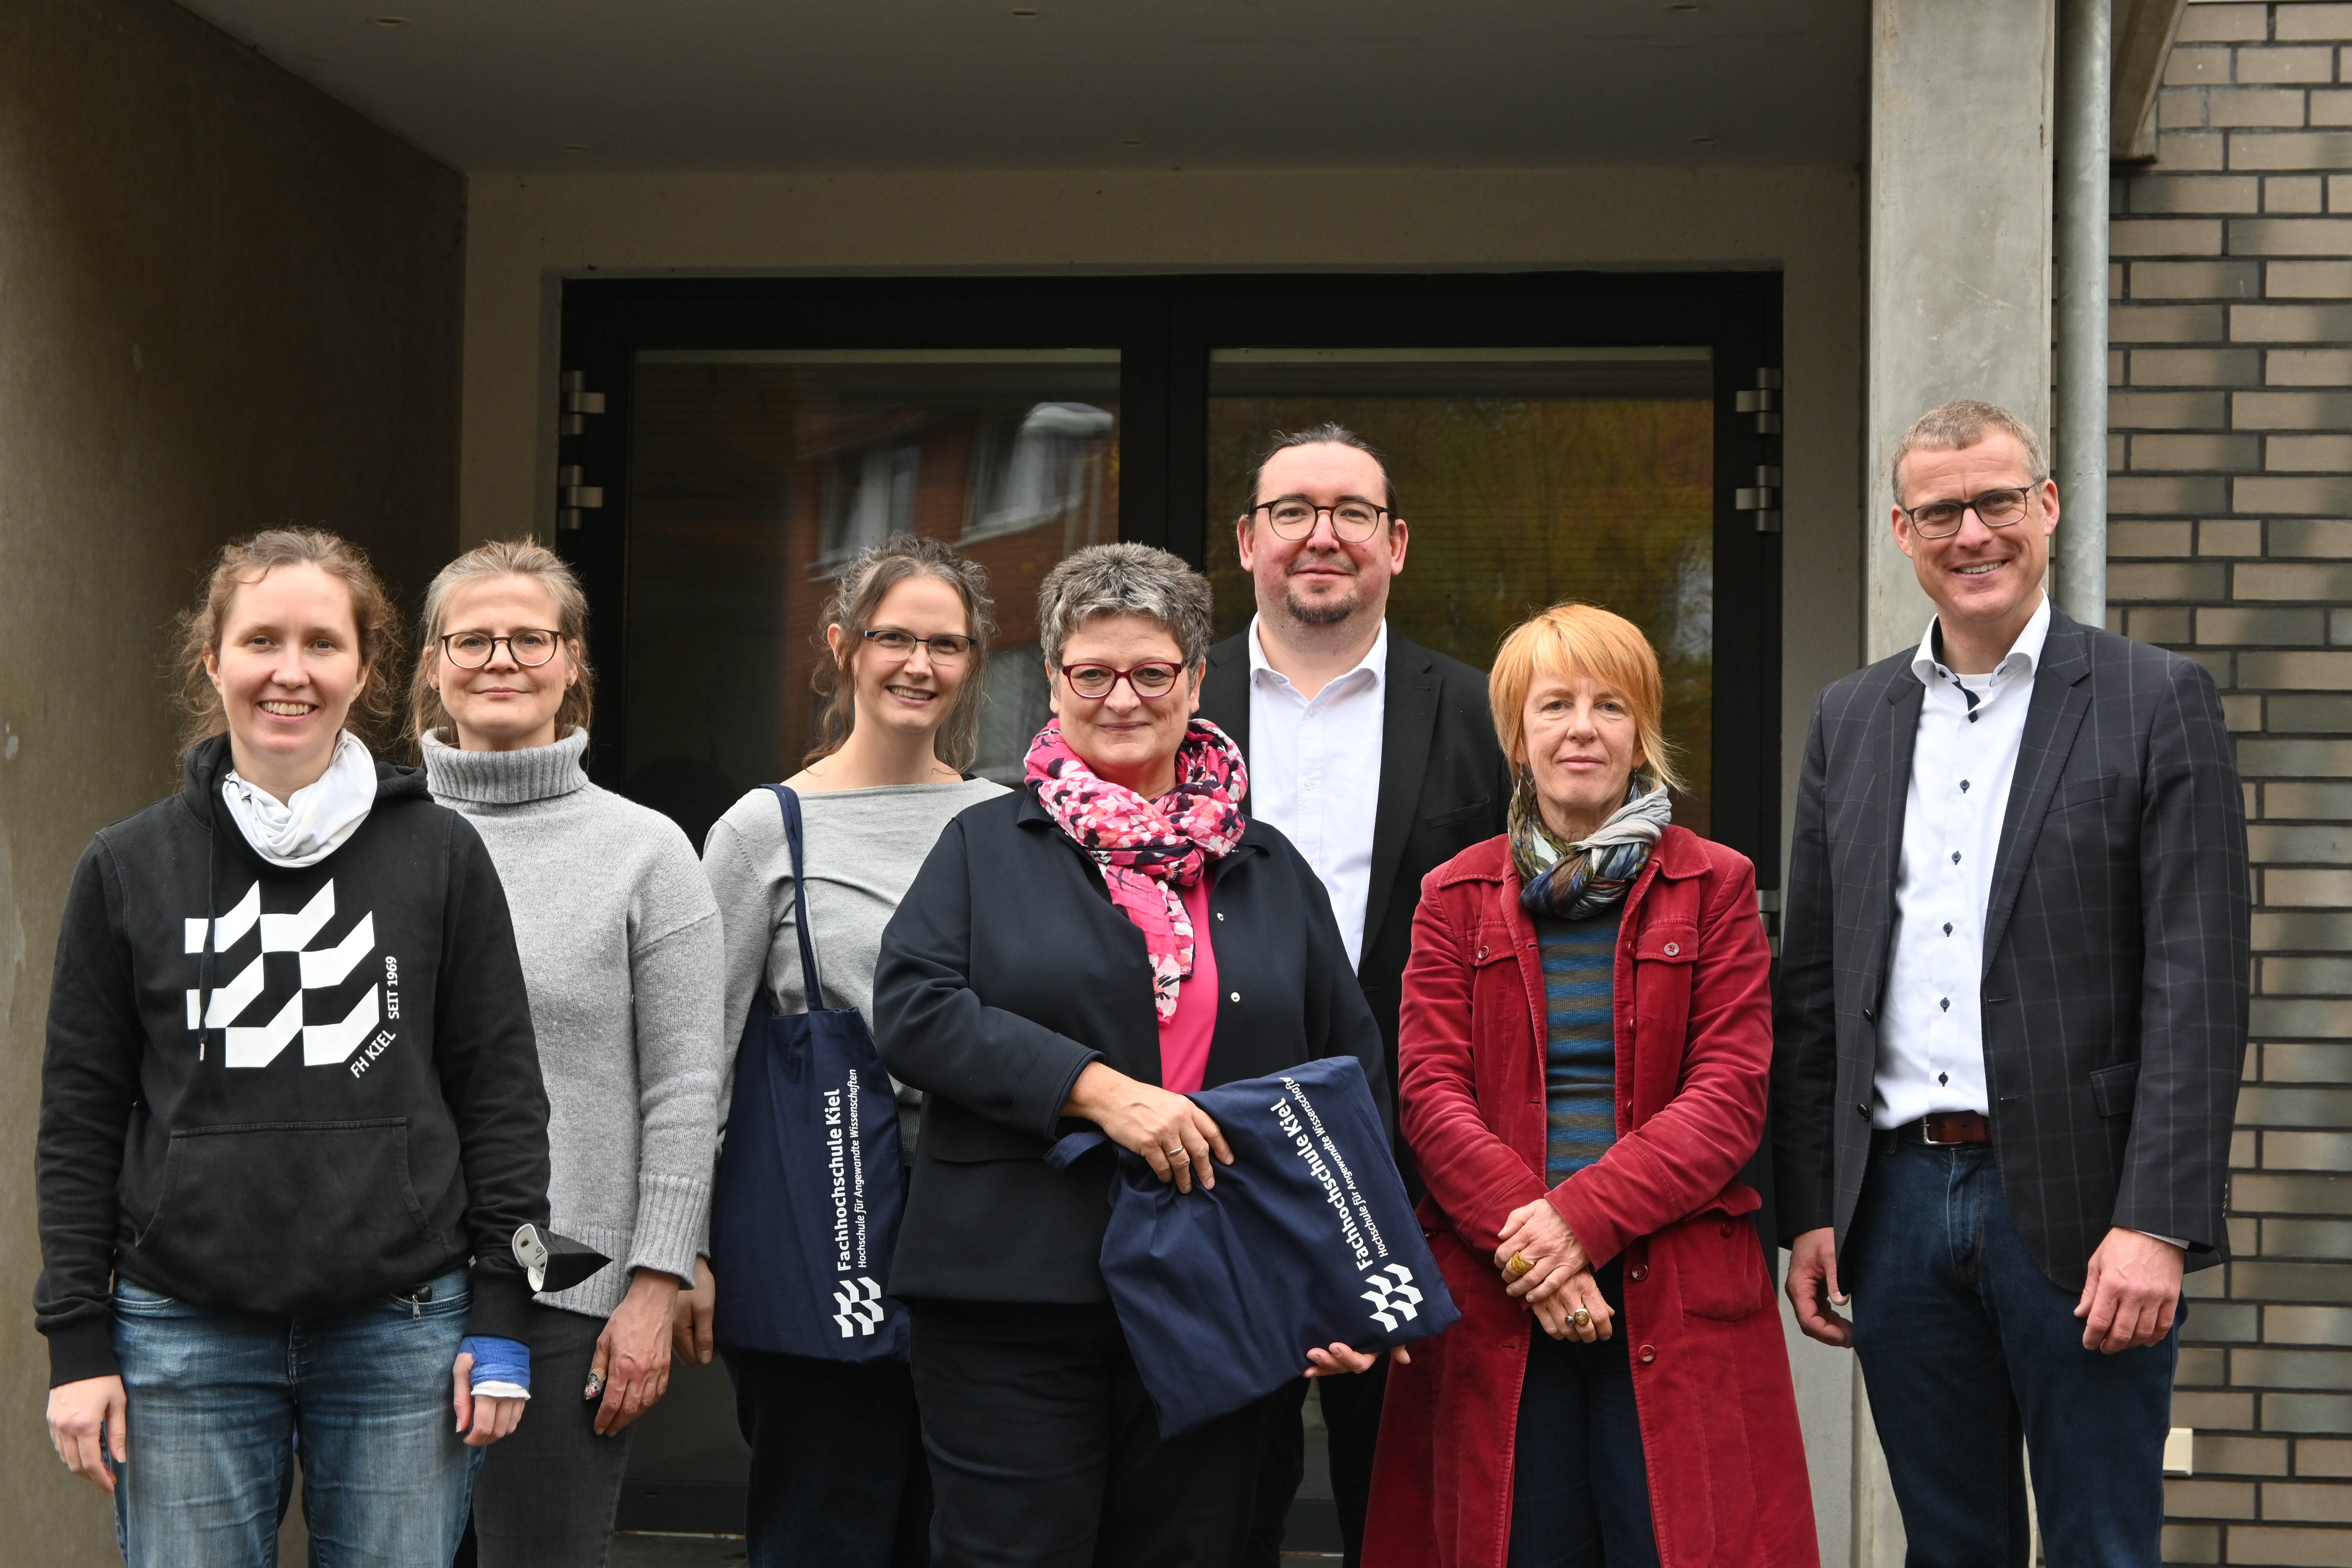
[1284,587,1359,626]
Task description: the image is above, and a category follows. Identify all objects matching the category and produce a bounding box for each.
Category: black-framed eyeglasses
[1250,498,1390,543]
[441,629,563,669]
[862,628,975,662]
[1900,485,2042,540]
[1056,661,1187,701]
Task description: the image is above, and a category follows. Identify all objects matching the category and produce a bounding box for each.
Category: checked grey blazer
[1770,609,2249,1290]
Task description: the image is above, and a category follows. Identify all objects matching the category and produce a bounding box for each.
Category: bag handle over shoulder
[762,784,830,1013]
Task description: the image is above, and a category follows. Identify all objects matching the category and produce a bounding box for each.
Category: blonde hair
[409,538,593,748]
[1488,602,1684,793]
[808,534,996,772]
[1890,400,2048,504]
[174,528,405,752]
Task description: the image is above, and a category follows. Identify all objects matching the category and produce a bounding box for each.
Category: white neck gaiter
[220,731,379,868]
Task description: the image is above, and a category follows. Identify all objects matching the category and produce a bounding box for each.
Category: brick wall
[2120,4,2352,1563]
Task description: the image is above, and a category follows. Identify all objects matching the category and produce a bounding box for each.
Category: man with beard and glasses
[1198,423,1509,1568]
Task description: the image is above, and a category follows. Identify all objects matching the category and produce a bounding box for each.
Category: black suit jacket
[1770,610,2249,1290]
[1198,628,1512,1094]
[873,789,1386,1304]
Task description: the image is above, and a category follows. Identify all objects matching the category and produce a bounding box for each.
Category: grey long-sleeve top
[423,728,724,1318]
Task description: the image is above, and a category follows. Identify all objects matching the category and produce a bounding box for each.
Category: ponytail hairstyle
[174,528,406,752]
[808,534,996,773]
[408,537,594,750]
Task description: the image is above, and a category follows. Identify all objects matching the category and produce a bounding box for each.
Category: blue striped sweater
[1536,911,1621,1185]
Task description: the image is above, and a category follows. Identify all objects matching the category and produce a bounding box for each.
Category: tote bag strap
[762,784,831,1013]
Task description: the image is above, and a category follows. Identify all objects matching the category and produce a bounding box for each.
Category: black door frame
[556,269,1783,886]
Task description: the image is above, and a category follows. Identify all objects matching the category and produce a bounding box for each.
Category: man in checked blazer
[1772,400,2248,1567]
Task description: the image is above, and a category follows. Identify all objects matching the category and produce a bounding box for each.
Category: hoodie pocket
[135,1119,445,1312]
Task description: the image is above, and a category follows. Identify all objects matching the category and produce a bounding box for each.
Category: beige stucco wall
[0,0,464,1557]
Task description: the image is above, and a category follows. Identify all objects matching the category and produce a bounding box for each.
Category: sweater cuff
[627,1173,710,1288]
[46,1318,120,1388]
[465,1266,536,1342]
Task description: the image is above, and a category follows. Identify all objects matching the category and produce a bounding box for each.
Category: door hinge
[558,370,606,436]
[1734,368,1782,435]
[557,464,604,532]
[1735,466,1782,533]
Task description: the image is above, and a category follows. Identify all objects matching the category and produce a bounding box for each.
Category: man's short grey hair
[1036,543,1215,669]
[1890,400,2050,504]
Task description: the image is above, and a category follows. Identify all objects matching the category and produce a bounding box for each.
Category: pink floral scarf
[1026,719,1249,1021]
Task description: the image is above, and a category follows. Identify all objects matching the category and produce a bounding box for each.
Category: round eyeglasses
[1056,661,1186,700]
[1252,499,1390,543]
[1900,485,2041,540]
[441,629,562,669]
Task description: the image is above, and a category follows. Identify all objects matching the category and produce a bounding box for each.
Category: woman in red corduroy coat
[1367,604,1816,1568]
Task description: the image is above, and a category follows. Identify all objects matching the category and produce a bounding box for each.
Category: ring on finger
[1570,1307,1592,1329]
[1165,1147,1190,1160]
[1506,1252,1534,1279]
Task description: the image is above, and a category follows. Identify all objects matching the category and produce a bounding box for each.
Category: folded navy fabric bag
[1049,1054,1459,1436]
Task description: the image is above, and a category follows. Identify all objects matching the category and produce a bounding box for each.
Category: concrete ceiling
[175,0,1867,174]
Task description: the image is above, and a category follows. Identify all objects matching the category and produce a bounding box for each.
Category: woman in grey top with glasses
[414,539,726,1568]
[697,533,1006,1568]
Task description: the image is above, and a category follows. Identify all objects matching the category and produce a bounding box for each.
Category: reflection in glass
[1206,348,1715,836]
[623,350,1119,845]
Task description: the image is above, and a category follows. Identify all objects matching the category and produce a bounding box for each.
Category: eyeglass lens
[1263,501,1384,542]
[444,631,560,668]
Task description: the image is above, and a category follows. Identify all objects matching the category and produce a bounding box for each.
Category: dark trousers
[908,1300,1270,1568]
[471,1305,633,1568]
[723,1346,931,1568]
[1505,1263,1658,1568]
[1244,1360,1387,1568]
[1848,1140,2179,1568]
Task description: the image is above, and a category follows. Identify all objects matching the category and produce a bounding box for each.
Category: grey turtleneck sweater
[423,728,724,1318]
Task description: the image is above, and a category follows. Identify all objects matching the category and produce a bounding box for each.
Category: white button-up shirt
[1245,617,1387,972]
[1875,594,2052,1130]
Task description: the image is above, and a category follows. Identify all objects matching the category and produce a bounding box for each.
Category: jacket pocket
[1672,1186,1773,1321]
[2090,1060,2140,1118]
[924,1103,1054,1165]
[1424,798,1492,829]
[1634,920,1698,966]
[134,1119,441,1312]
[2054,773,2121,812]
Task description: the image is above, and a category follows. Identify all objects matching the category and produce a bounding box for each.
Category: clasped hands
[1495,1196,1613,1345]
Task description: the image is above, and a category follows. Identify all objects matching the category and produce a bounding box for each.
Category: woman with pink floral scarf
[873,542,1390,1568]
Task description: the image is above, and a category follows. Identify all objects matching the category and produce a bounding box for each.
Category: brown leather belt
[1879,1111,1990,1148]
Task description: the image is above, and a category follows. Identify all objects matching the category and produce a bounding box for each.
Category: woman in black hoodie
[35,529,552,1567]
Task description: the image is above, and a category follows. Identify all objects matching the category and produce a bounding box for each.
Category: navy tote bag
[1050,1054,1459,1435]
[710,785,909,1362]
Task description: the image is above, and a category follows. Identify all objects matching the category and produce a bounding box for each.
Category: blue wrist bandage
[460,1335,531,1399]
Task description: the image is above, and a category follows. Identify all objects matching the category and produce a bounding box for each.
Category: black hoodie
[35,735,551,1386]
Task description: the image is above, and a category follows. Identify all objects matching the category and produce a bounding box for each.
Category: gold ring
[1571,1307,1592,1329]
[1507,1253,1534,1279]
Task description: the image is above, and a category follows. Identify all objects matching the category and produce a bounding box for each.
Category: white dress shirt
[1875,595,2052,1130]
[1245,617,1387,972]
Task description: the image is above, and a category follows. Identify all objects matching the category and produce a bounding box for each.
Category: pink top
[1157,878,1219,1094]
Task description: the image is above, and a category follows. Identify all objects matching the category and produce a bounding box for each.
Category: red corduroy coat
[1366,827,1818,1568]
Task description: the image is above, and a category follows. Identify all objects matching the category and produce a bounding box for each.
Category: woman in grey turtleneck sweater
[414,540,724,1568]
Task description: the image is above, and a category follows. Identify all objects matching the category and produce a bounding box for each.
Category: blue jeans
[1847,1141,2178,1568]
[1507,1262,1660,1568]
[111,1267,482,1568]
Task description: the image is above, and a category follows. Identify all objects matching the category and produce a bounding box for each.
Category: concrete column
[2053,0,2112,626]
[1857,2,2056,1559]
[1867,0,2058,662]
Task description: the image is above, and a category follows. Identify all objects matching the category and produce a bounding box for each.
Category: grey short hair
[1890,400,2049,504]
[1036,543,1215,669]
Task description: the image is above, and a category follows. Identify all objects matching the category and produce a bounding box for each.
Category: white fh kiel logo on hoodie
[185,880,383,1069]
